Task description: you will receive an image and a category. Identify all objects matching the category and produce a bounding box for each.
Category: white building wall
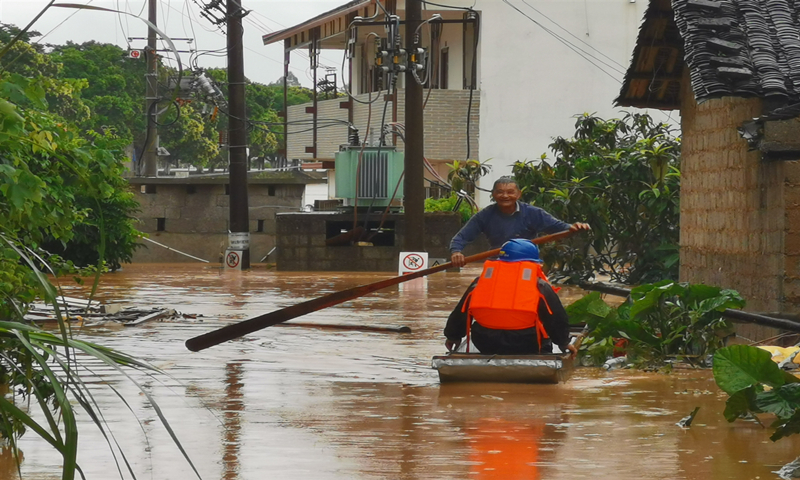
[420,0,650,206]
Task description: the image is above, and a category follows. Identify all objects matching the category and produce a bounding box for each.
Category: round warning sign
[226,251,241,268]
[402,253,425,271]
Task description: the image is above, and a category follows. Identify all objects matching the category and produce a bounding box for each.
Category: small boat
[431,327,585,384]
[431,351,575,384]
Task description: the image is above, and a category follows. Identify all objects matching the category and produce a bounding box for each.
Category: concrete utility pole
[142,0,159,176]
[226,0,251,269]
[404,0,425,251]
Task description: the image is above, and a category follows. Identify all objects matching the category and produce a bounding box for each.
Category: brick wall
[286,89,480,163]
[783,161,800,308]
[679,77,800,338]
[131,182,304,263]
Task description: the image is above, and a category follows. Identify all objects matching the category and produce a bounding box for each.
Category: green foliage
[0,241,202,479]
[512,113,681,284]
[49,41,146,143]
[0,72,141,314]
[424,193,475,223]
[573,281,744,368]
[713,345,800,441]
[447,159,490,197]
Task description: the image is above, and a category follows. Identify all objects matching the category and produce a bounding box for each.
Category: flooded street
[8,264,800,480]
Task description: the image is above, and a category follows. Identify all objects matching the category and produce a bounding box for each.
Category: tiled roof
[616,0,684,109]
[617,0,800,110]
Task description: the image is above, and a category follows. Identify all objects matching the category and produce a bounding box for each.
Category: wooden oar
[185,229,575,352]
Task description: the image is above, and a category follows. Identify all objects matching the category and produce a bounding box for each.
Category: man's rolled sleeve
[449,215,484,253]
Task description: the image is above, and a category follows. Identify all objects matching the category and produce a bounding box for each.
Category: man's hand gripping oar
[185,229,577,352]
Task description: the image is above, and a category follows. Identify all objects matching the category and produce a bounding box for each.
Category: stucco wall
[132,182,304,263]
[286,89,479,163]
[472,0,651,206]
[678,81,800,338]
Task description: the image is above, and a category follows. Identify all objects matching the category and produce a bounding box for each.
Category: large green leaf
[756,383,800,419]
[713,345,791,394]
[723,387,759,422]
[771,410,800,442]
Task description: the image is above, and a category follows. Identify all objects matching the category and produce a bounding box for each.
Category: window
[257,220,265,232]
[186,184,197,194]
[156,218,166,231]
[142,184,157,194]
[268,186,276,196]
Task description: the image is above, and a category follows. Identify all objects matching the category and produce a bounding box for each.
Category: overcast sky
[0,0,347,86]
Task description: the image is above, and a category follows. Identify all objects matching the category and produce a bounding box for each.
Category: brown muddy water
[6,264,800,480]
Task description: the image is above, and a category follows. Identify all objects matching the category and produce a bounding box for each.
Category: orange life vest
[464,259,552,349]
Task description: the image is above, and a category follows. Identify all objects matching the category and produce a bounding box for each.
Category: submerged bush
[570,281,744,369]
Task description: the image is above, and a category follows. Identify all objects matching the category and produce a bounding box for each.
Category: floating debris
[603,356,629,370]
[676,407,701,428]
[23,296,195,326]
[774,456,800,480]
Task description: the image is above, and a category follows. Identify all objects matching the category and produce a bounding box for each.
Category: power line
[502,0,624,82]
[165,1,309,77]
[518,0,626,70]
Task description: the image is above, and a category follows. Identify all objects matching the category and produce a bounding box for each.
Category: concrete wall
[286,89,479,164]
[276,211,487,271]
[132,182,305,263]
[679,81,800,338]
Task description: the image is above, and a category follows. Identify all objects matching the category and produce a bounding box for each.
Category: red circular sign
[226,251,241,268]
[402,253,424,271]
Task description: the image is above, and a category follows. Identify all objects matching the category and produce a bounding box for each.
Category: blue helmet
[499,239,541,262]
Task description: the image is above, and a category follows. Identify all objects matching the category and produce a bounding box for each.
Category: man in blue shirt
[449,176,590,267]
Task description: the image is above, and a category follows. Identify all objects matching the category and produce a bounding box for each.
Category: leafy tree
[513,113,681,284]
[447,159,490,199]
[159,101,220,170]
[49,41,146,144]
[0,73,141,303]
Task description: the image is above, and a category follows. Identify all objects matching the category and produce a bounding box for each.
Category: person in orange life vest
[443,239,577,357]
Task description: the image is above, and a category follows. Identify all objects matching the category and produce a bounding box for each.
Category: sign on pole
[224,249,242,270]
[229,232,250,250]
[398,252,428,275]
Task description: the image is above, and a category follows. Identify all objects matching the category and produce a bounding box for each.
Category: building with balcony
[262,0,648,206]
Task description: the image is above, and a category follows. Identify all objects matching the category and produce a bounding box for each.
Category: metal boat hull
[432,354,574,384]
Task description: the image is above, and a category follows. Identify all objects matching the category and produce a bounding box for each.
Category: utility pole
[143,0,159,177]
[404,0,425,251]
[227,0,251,269]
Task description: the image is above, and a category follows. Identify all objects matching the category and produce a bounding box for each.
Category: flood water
[7,264,800,480]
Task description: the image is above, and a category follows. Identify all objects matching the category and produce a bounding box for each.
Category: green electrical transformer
[334,146,405,207]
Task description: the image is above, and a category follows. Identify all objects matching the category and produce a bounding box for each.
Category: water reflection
[223,362,244,480]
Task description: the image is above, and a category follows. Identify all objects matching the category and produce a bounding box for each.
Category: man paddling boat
[449,176,590,268]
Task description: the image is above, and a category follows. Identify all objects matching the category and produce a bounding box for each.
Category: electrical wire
[421,0,474,11]
[116,0,131,47]
[167,0,308,75]
[518,0,626,70]
[502,0,624,82]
